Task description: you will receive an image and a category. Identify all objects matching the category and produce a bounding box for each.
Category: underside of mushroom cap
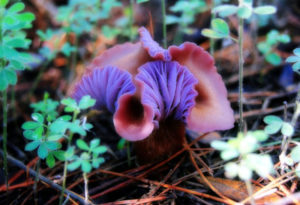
[169,43,235,133]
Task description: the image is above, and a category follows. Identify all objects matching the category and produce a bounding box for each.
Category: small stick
[83,172,89,204]
[0,151,90,204]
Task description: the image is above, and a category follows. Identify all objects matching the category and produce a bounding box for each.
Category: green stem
[28,61,50,100]
[34,159,40,205]
[245,179,255,205]
[280,86,300,174]
[129,0,134,41]
[0,11,8,188]
[291,88,300,127]
[161,0,167,48]
[67,35,78,84]
[2,89,8,189]
[83,172,88,204]
[59,111,79,205]
[238,16,244,132]
[126,140,131,167]
[210,0,216,55]
[71,36,78,72]
[11,87,16,119]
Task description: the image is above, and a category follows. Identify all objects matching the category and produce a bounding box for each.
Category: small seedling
[263,114,298,175]
[263,115,294,137]
[68,139,107,173]
[258,30,291,65]
[286,48,300,74]
[68,138,107,202]
[211,131,273,204]
[290,145,300,177]
[211,1,276,19]
[202,18,231,40]
[59,95,96,205]
[211,131,273,180]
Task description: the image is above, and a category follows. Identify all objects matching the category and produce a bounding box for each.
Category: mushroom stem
[134,119,185,164]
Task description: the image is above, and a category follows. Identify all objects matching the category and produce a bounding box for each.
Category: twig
[0,151,90,204]
[146,156,185,200]
[83,172,89,204]
[97,168,231,204]
[271,192,300,205]
[240,172,295,204]
[91,134,209,199]
[183,138,236,204]
[34,159,41,205]
[100,196,167,205]
[234,103,295,120]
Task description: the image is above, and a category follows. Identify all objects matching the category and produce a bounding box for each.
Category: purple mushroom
[71,27,234,163]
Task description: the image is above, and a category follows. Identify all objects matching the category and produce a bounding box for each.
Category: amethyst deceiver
[72,27,235,162]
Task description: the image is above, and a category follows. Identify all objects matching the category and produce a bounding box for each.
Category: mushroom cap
[71,27,234,141]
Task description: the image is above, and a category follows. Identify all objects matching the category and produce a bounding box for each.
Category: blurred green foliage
[258,30,290,65]
[211,131,273,181]
[0,0,35,90]
[286,48,300,74]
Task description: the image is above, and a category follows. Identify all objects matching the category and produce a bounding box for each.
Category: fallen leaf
[197,176,281,204]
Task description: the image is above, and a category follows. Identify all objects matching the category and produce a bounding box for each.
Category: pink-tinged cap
[87,42,151,75]
[169,42,235,133]
[138,27,171,61]
[113,93,155,141]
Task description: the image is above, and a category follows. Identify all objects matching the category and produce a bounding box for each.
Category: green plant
[68,138,107,202]
[268,48,300,175]
[22,94,96,204]
[211,131,273,204]
[29,29,76,98]
[290,144,300,177]
[59,95,96,205]
[56,0,122,83]
[258,30,290,65]
[202,18,233,40]
[202,0,276,132]
[137,0,149,3]
[22,93,61,201]
[37,29,76,60]
[101,6,138,41]
[263,115,295,173]
[286,48,300,74]
[264,115,294,137]
[166,0,207,35]
[117,138,132,166]
[0,0,35,188]
[58,0,107,35]
[209,0,228,55]
[68,139,107,173]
